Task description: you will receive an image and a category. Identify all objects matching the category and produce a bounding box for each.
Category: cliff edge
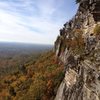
[54,0,100,100]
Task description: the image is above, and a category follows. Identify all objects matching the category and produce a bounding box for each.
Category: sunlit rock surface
[54,0,100,100]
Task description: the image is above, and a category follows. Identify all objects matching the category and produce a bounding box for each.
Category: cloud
[0,0,77,44]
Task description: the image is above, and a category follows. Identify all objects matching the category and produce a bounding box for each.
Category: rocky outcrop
[54,0,100,100]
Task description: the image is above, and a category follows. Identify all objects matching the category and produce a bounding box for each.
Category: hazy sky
[0,0,78,44]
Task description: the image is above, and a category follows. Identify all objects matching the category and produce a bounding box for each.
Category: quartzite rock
[54,0,100,100]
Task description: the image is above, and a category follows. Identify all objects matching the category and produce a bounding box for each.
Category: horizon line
[0,41,53,46]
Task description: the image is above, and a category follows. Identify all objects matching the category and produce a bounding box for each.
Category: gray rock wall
[54,0,100,100]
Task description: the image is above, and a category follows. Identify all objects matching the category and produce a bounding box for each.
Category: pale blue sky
[0,0,78,44]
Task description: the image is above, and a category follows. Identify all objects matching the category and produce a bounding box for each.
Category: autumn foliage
[0,51,64,100]
[94,24,100,35]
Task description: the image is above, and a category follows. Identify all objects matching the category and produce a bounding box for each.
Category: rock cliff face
[54,0,100,100]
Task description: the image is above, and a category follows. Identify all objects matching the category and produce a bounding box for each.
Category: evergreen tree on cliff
[76,0,81,3]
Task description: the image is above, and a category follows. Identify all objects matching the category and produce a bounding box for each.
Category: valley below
[0,42,64,100]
